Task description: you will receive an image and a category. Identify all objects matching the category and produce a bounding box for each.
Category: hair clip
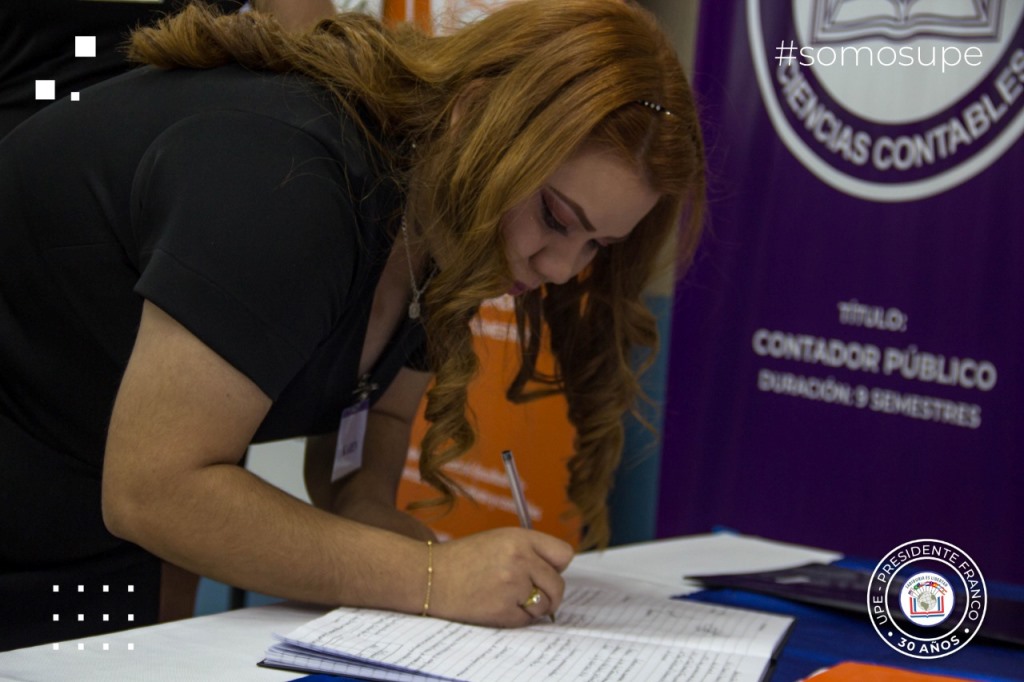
[635,99,674,117]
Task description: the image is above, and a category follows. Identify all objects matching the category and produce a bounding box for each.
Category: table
[0,534,1018,681]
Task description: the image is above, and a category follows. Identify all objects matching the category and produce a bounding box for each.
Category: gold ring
[521,587,543,608]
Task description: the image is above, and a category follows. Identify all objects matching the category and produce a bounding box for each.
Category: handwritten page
[263,583,792,681]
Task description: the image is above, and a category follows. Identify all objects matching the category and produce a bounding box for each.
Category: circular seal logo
[748,0,1024,202]
[868,539,987,659]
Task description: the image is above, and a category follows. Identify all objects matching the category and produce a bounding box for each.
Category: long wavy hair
[129,0,705,549]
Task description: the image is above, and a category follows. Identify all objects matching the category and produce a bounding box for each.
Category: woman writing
[0,0,704,648]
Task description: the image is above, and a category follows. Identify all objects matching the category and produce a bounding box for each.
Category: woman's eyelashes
[541,193,568,235]
[540,192,604,250]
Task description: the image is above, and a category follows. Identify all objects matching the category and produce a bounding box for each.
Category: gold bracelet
[421,540,434,616]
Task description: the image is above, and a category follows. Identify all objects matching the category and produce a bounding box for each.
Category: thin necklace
[400,216,434,320]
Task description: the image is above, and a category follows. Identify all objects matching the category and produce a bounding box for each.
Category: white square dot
[53,643,60,651]
[102,614,109,622]
[127,643,134,651]
[78,614,84,622]
[74,35,96,58]
[102,643,109,651]
[77,585,84,593]
[70,92,80,102]
[53,614,59,622]
[127,585,134,593]
[77,643,84,651]
[35,80,55,100]
[52,585,60,593]
[102,585,109,593]
[127,614,134,622]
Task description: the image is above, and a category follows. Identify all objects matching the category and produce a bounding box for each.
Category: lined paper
[264,584,792,681]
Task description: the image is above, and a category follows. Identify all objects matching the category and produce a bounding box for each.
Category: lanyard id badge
[331,400,368,482]
[331,375,377,483]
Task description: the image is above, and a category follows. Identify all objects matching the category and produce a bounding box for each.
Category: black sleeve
[131,111,363,400]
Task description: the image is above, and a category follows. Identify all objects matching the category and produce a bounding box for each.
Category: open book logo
[899,572,954,626]
[811,0,1004,43]
[748,0,1024,202]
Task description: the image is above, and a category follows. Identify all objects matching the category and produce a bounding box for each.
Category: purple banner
[659,0,1024,583]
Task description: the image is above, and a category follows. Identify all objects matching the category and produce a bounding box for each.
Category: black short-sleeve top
[0,64,421,471]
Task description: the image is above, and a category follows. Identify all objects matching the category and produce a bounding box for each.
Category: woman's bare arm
[102,301,571,625]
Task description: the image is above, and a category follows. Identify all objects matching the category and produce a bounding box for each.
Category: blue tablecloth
[683,557,1024,682]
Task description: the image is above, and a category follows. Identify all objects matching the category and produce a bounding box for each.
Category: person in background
[0,0,336,139]
[0,0,705,649]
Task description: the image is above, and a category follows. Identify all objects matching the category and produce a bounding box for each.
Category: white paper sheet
[267,583,793,682]
[568,532,843,596]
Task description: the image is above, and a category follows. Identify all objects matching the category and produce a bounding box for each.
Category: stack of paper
[261,581,793,681]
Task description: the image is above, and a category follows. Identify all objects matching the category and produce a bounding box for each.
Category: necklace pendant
[408,301,421,319]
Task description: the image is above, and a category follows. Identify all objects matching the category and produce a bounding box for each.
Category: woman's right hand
[427,527,573,627]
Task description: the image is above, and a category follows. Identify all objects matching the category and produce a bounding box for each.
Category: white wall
[244,439,310,503]
[640,0,700,79]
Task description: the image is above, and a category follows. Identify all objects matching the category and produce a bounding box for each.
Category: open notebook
[260,580,793,682]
